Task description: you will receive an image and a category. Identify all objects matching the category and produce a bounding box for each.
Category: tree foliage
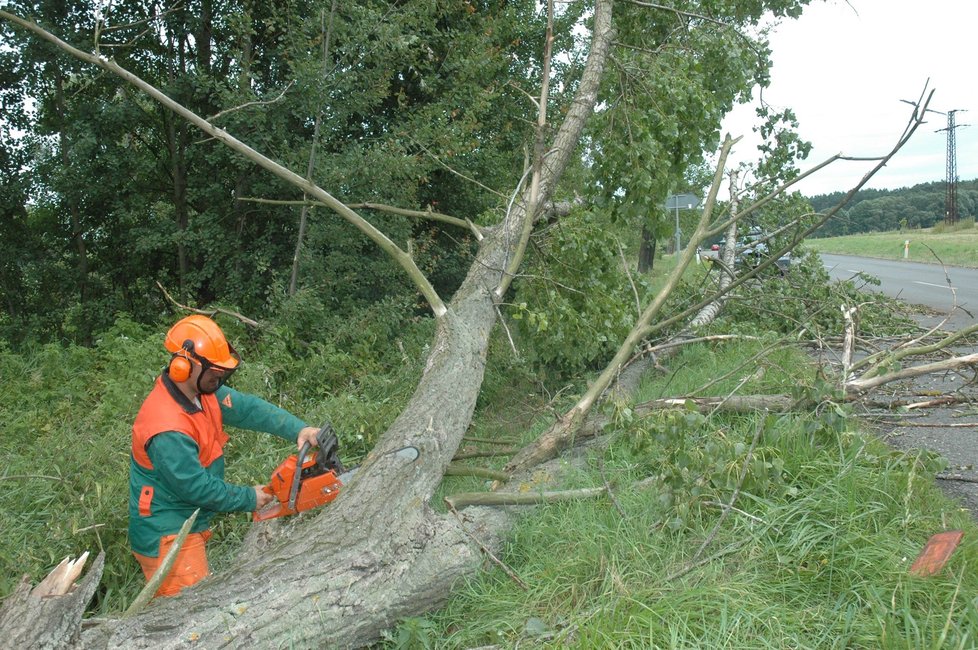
[0,0,568,345]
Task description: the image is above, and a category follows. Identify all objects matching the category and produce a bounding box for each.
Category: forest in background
[809,178,978,237]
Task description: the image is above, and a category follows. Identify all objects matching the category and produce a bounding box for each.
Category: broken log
[0,552,104,650]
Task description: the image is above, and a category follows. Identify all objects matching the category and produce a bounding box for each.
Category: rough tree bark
[0,2,614,648]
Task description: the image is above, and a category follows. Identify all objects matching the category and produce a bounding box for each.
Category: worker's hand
[296,426,320,450]
[254,486,274,509]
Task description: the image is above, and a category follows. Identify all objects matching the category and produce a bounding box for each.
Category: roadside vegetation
[381,251,978,648]
[806,219,978,268]
[5,251,976,649]
[405,343,977,649]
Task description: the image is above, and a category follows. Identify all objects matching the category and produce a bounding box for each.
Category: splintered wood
[31,552,90,597]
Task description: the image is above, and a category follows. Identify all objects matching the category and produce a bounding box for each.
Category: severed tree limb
[936,474,978,484]
[639,335,758,368]
[453,448,519,460]
[156,282,261,327]
[241,199,491,238]
[445,486,607,510]
[289,2,338,296]
[841,304,857,384]
[494,0,555,299]
[904,396,973,410]
[686,169,741,329]
[845,353,978,395]
[446,502,528,590]
[634,395,795,415]
[445,464,511,482]
[207,81,294,123]
[349,202,484,240]
[888,422,978,428]
[123,509,199,618]
[852,322,978,379]
[462,436,518,446]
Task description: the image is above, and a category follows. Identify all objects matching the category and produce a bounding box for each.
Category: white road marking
[913,281,951,289]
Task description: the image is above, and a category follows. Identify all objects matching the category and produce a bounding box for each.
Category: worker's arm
[216,386,319,449]
[147,432,260,512]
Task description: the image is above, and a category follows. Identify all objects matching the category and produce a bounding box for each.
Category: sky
[721,0,978,197]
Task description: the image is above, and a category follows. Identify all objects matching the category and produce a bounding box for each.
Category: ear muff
[167,340,196,382]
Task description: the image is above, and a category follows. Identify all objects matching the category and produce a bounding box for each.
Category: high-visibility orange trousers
[133,530,212,597]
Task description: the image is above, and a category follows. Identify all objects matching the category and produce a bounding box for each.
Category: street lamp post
[664,193,699,254]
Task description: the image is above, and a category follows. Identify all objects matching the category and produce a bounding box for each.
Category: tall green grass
[3,308,975,648]
[390,341,978,649]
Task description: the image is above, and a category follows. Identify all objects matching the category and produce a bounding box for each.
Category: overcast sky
[721,0,978,197]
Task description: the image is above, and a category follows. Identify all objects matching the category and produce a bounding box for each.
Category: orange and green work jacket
[128,374,307,557]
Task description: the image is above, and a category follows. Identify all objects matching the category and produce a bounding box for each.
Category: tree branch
[156,282,261,327]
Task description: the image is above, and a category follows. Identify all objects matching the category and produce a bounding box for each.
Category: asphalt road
[820,253,978,330]
[820,253,978,518]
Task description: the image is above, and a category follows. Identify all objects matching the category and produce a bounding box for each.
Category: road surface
[820,253,978,330]
[821,253,978,518]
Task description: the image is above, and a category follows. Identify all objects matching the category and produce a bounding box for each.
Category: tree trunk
[637,225,654,273]
[687,170,739,329]
[0,553,105,649]
[165,31,191,295]
[53,63,90,342]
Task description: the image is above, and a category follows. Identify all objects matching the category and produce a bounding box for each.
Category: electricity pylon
[936,109,969,225]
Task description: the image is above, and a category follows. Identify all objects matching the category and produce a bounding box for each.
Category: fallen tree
[0,2,941,648]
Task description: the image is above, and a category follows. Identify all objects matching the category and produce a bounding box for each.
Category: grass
[2,301,977,648]
[388,340,978,649]
[806,220,978,268]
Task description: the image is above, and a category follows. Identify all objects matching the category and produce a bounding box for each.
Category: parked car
[740,229,792,274]
[709,228,791,274]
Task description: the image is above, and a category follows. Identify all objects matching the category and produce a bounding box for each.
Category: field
[806,221,978,268]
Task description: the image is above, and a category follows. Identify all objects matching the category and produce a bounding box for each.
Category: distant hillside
[808,179,978,237]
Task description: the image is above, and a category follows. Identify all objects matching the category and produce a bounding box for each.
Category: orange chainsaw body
[253,432,345,522]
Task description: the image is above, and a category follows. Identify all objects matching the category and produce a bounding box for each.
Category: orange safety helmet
[164,315,240,382]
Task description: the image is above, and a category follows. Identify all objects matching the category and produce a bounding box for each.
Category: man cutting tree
[128,314,320,596]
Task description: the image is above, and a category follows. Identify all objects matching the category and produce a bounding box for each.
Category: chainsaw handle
[288,440,313,511]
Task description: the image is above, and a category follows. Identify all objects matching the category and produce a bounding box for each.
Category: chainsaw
[253,423,352,522]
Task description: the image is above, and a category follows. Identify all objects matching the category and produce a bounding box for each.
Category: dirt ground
[856,313,978,516]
